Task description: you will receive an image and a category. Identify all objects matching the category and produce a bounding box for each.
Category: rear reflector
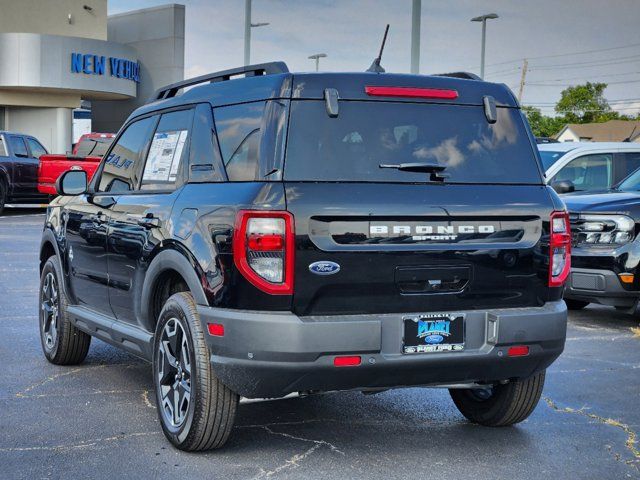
[207,323,225,337]
[333,356,361,367]
[507,345,529,357]
[365,85,459,100]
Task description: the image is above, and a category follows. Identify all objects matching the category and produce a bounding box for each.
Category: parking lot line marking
[142,389,156,408]
[15,363,139,398]
[15,388,148,399]
[0,431,161,452]
[544,397,640,468]
[245,424,345,479]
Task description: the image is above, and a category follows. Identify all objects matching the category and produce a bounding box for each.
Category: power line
[466,41,640,71]
[528,79,640,87]
[485,67,522,77]
[525,70,640,83]
[530,53,640,70]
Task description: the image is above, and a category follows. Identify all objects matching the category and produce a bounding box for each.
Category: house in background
[555,120,640,143]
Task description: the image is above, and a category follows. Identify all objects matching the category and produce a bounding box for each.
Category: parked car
[539,142,640,194]
[562,168,640,312]
[38,133,115,195]
[39,62,568,451]
[0,131,50,214]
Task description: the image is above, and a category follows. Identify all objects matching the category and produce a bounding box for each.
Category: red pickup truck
[38,133,114,195]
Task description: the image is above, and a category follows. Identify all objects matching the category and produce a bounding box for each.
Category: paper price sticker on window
[143,130,188,182]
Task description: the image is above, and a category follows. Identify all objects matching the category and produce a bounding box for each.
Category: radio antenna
[367,24,390,73]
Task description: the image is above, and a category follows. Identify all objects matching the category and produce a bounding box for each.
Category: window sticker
[143,130,189,182]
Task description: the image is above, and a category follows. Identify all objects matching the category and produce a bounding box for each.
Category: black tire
[39,256,91,364]
[153,292,238,451]
[449,370,545,426]
[565,299,589,310]
[0,177,7,216]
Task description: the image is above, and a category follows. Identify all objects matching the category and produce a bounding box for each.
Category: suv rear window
[284,101,541,184]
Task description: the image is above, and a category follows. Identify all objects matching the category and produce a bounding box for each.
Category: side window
[188,103,225,183]
[141,109,194,190]
[98,116,156,193]
[616,152,640,183]
[214,102,265,181]
[9,136,28,158]
[0,137,7,157]
[226,129,260,181]
[26,138,47,158]
[553,153,613,192]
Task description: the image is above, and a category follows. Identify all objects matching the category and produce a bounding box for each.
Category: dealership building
[0,0,185,153]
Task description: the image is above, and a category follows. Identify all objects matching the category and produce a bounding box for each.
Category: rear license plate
[403,314,465,354]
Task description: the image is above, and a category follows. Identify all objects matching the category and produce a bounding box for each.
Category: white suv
[539,142,640,193]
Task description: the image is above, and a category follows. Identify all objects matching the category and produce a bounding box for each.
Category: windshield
[284,101,542,184]
[75,137,113,157]
[538,150,569,171]
[617,166,640,191]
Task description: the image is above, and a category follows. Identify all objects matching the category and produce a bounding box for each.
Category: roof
[131,67,519,121]
[555,120,640,142]
[538,141,640,153]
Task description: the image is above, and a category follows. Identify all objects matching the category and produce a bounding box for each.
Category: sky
[109,0,640,116]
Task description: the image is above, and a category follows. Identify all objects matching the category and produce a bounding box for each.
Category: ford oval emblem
[425,334,444,344]
[309,261,340,275]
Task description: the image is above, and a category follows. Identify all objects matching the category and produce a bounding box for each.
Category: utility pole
[410,0,421,74]
[244,0,269,65]
[244,0,251,66]
[518,58,528,102]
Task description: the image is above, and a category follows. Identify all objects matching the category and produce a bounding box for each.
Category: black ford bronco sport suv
[39,62,569,450]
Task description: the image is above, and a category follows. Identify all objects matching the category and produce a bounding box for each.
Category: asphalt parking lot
[0,209,639,480]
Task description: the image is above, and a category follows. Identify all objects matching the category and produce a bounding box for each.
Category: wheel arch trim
[140,248,209,330]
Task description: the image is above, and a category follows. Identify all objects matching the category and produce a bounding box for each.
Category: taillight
[549,211,571,287]
[232,210,295,295]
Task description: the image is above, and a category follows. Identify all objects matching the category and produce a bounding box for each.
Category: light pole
[471,13,498,79]
[308,53,327,72]
[410,0,421,74]
[244,0,269,65]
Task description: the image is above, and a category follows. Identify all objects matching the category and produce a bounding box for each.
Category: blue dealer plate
[403,314,465,354]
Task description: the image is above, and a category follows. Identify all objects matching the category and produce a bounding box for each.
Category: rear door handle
[137,215,160,229]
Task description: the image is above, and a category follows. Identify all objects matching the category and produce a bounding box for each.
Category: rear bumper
[565,267,640,308]
[198,301,567,398]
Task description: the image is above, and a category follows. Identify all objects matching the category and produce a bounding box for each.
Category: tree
[522,106,567,138]
[555,82,613,123]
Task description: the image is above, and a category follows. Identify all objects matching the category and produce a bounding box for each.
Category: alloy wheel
[157,318,192,428]
[41,272,59,350]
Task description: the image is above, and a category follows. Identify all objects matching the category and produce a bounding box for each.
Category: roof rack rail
[432,71,481,81]
[151,61,290,101]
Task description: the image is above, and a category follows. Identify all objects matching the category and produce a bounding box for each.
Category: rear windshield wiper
[379,162,448,182]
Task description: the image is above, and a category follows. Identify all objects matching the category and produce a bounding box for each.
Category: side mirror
[56,170,88,196]
[550,180,575,194]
